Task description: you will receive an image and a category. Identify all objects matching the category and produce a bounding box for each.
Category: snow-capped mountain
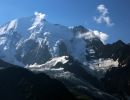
[0,12,107,67]
[0,12,130,99]
[0,12,120,80]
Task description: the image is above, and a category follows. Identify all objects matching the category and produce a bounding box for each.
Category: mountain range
[0,12,130,100]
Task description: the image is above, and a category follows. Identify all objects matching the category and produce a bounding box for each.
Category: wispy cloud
[94,4,114,26]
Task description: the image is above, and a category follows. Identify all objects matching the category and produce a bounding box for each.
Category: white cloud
[77,30,108,44]
[93,30,108,43]
[94,4,114,26]
[97,4,108,15]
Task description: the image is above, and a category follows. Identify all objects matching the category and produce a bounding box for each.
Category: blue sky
[0,0,130,43]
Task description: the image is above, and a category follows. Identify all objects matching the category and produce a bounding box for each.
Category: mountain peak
[29,12,46,30]
[71,25,89,33]
[113,40,125,46]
